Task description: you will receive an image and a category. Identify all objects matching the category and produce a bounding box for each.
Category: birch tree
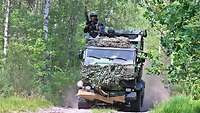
[43,0,51,40]
[3,0,10,59]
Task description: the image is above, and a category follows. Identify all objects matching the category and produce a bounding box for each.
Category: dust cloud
[142,74,170,111]
[63,85,78,108]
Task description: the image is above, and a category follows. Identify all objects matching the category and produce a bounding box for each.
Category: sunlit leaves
[144,0,200,98]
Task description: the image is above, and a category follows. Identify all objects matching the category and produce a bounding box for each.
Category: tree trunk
[43,0,51,82]
[3,0,10,59]
[43,0,51,40]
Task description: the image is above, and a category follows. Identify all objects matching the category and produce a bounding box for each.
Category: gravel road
[25,107,148,113]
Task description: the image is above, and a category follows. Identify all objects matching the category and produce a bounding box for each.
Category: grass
[91,108,115,113]
[0,96,52,113]
[150,96,200,113]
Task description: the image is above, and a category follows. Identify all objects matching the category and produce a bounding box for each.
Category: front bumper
[77,89,125,104]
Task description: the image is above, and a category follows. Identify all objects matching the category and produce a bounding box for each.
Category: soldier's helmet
[90,11,98,17]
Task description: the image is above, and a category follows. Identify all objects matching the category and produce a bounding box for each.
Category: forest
[0,0,199,113]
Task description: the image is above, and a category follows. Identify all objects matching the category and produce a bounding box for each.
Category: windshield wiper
[88,56,100,59]
[115,57,127,61]
[102,57,114,60]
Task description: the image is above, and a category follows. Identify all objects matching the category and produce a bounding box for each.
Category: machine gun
[84,0,90,24]
[85,6,89,24]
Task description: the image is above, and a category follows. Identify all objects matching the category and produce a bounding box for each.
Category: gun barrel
[85,7,89,23]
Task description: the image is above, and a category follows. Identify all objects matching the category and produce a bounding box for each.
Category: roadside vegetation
[0,96,52,113]
[91,108,115,113]
[143,1,200,112]
[151,96,200,113]
[143,0,200,99]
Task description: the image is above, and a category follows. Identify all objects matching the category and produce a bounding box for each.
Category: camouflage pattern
[81,64,136,87]
[87,36,131,48]
[81,36,136,88]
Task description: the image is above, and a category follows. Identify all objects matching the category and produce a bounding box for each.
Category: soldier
[84,12,105,38]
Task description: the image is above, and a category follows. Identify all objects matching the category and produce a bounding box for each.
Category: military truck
[77,29,147,111]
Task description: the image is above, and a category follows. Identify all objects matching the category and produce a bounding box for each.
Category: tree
[143,0,200,98]
[3,0,10,60]
[44,0,51,40]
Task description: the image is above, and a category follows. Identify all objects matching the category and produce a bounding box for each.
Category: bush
[143,0,200,99]
[151,96,200,113]
[0,96,52,113]
[0,43,37,97]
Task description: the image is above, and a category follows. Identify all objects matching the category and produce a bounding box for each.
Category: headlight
[91,84,96,88]
[85,86,91,90]
[125,88,132,92]
[77,80,83,88]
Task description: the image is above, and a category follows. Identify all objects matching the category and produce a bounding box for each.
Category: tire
[78,97,93,109]
[131,91,142,112]
[141,89,144,106]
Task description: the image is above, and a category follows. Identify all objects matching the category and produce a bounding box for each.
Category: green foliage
[147,51,164,75]
[92,108,115,113]
[0,0,85,104]
[144,0,200,98]
[86,0,148,29]
[151,96,200,113]
[0,96,52,113]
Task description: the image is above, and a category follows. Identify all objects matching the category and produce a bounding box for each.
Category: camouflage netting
[87,36,131,48]
[81,36,135,88]
[81,64,136,87]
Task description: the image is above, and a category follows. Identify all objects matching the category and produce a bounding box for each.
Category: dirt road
[142,74,170,111]
[25,107,148,113]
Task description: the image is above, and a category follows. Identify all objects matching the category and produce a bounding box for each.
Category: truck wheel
[141,90,144,106]
[131,91,142,112]
[78,97,93,109]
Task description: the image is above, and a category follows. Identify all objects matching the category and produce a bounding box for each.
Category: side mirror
[141,30,147,37]
[78,50,84,59]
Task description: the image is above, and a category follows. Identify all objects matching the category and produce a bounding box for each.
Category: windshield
[84,47,136,65]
